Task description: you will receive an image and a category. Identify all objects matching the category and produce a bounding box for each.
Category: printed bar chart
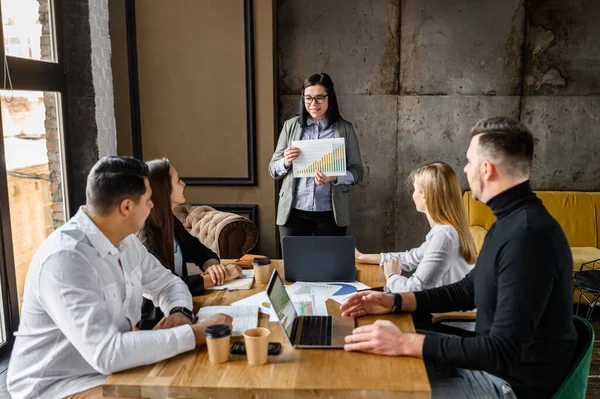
[292,138,347,178]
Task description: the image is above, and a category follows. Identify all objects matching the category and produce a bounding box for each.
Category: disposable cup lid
[252,258,270,266]
[204,324,232,339]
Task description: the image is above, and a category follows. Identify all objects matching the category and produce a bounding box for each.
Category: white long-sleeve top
[7,208,196,399]
[380,224,473,293]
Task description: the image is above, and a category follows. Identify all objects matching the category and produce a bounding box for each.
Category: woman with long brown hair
[137,158,241,329]
[355,162,476,293]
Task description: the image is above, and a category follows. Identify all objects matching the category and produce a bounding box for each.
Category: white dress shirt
[380,224,473,293]
[7,208,196,399]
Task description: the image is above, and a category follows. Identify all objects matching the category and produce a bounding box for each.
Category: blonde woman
[355,162,476,293]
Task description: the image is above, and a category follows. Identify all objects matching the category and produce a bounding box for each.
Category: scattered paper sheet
[230,281,371,321]
[230,291,278,321]
[326,281,371,305]
[205,269,254,291]
[196,305,258,336]
[286,283,340,316]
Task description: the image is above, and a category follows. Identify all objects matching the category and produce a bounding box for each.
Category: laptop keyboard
[299,316,332,346]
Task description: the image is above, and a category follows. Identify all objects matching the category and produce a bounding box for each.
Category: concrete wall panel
[401,0,524,95]
[395,96,520,250]
[339,95,398,253]
[522,96,600,190]
[278,0,400,95]
[525,0,600,95]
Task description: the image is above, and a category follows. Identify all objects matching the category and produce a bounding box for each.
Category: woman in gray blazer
[269,73,363,236]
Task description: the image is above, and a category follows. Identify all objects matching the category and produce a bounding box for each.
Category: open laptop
[281,236,356,282]
[266,270,355,348]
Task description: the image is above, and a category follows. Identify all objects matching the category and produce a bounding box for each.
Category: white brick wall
[89,0,117,157]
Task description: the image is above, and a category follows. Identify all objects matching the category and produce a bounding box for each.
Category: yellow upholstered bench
[463,191,600,303]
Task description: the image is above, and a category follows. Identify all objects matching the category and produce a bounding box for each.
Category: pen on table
[357,286,385,292]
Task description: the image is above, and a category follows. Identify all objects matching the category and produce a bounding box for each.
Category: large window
[0,0,66,356]
[1,90,66,310]
[2,0,56,62]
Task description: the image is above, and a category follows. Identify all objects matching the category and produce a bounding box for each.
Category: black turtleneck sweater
[415,181,577,398]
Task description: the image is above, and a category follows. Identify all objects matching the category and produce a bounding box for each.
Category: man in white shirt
[7,156,230,399]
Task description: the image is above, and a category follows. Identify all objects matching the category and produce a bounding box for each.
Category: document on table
[205,269,254,291]
[230,281,371,322]
[230,284,337,320]
[286,283,340,316]
[195,305,258,336]
[323,281,371,304]
[230,291,278,321]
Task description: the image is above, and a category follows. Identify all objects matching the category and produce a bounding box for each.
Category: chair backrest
[552,315,594,399]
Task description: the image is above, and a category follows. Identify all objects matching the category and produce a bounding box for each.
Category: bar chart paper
[292,138,347,178]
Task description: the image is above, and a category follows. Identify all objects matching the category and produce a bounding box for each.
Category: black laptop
[281,236,356,282]
[266,270,355,348]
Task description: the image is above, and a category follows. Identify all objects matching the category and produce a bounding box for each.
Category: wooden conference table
[103,260,431,398]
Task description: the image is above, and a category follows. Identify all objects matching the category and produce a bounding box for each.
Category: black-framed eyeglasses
[303,94,328,104]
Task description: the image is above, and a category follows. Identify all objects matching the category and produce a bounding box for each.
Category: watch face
[172,307,193,319]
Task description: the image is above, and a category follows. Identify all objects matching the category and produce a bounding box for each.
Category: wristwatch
[390,293,403,314]
[169,306,194,321]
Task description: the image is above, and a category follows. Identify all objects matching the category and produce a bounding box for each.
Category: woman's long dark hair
[137,158,175,271]
[298,73,340,128]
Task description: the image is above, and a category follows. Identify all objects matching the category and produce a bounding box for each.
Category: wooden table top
[104,260,431,398]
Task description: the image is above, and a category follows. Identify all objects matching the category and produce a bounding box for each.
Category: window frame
[0,0,70,356]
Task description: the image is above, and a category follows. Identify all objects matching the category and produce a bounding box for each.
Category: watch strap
[390,293,403,314]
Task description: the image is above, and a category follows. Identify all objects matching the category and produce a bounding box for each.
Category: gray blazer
[269,116,364,226]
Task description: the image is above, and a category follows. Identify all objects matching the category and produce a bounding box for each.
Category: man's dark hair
[471,117,534,178]
[298,73,341,128]
[86,156,149,215]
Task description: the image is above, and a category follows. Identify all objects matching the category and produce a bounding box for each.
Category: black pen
[357,286,385,292]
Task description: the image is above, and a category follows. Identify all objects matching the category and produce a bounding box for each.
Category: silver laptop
[281,236,356,282]
[266,270,355,348]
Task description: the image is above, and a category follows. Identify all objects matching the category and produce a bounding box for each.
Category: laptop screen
[266,270,298,341]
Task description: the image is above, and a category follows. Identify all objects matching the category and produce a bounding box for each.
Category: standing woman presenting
[269,73,363,236]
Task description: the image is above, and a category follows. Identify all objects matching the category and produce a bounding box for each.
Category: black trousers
[279,208,346,237]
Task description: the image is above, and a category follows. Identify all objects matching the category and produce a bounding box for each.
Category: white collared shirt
[7,208,196,399]
[381,224,473,293]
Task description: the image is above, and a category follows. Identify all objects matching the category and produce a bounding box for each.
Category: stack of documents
[196,305,259,336]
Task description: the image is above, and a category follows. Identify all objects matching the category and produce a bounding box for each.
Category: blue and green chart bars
[291,138,347,178]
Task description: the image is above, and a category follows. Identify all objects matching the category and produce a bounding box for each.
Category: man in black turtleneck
[341,117,577,398]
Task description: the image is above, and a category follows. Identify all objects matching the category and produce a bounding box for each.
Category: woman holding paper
[137,158,242,329]
[355,162,476,294]
[269,73,364,236]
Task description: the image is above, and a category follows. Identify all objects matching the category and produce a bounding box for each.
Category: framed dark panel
[186,203,258,227]
[125,0,256,186]
[202,204,258,227]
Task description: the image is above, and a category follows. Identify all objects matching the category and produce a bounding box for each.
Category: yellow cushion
[591,193,600,248]
[571,247,600,273]
[469,226,488,254]
[536,192,597,247]
[463,191,599,248]
[464,192,496,230]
